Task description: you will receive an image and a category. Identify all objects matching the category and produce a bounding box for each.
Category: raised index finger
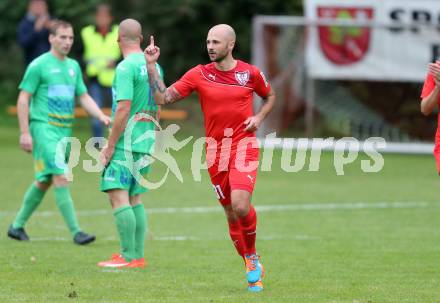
[150,35,155,47]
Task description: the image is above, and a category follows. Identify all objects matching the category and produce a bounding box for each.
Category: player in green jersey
[97,19,162,268]
[8,20,111,245]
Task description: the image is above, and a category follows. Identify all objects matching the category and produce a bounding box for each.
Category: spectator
[17,0,53,66]
[81,4,120,138]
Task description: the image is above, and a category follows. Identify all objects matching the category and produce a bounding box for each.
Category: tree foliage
[0,0,302,107]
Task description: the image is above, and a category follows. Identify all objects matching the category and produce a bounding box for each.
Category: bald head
[208,24,236,43]
[118,19,142,44]
[206,24,236,63]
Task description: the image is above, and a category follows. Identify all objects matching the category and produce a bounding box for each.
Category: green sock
[132,204,147,259]
[54,186,81,237]
[12,183,46,228]
[114,205,136,261]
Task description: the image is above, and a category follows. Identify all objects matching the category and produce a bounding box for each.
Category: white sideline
[0,201,429,218]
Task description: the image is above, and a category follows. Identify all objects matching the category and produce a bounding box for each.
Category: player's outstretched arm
[78,93,111,125]
[422,62,440,115]
[244,88,276,132]
[421,86,440,115]
[17,90,33,152]
[144,35,182,105]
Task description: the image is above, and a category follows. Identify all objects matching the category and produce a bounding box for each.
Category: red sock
[228,220,246,259]
[239,205,257,255]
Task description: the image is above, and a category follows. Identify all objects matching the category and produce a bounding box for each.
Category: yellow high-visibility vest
[81,24,120,87]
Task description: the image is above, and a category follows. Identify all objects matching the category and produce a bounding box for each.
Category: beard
[209,47,228,63]
[213,53,227,63]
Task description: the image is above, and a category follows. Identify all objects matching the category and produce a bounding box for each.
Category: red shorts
[207,145,259,206]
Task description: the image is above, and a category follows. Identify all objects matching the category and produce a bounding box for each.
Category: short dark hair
[96,3,112,15]
[49,20,72,35]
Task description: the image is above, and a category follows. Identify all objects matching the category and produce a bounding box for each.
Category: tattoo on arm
[148,67,182,104]
[164,87,181,104]
[155,80,167,93]
[149,75,166,94]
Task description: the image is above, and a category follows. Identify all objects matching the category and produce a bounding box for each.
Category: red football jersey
[420,73,440,101]
[172,60,271,149]
[420,72,440,172]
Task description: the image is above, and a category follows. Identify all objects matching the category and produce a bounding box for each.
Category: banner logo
[318,7,373,65]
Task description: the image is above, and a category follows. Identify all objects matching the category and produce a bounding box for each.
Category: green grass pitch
[0,119,439,303]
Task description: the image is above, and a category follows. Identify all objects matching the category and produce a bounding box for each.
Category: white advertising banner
[305,0,440,82]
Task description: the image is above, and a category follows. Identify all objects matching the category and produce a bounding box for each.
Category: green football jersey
[19,52,87,129]
[112,52,162,154]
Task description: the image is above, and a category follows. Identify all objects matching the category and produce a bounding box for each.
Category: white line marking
[0,201,430,218]
[258,137,435,154]
[31,237,69,242]
[29,235,320,242]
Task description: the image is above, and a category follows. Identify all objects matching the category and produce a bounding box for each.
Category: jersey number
[213,184,225,200]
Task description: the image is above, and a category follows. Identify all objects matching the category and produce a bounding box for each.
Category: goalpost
[251,14,435,154]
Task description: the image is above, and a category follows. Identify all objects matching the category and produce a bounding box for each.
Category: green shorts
[30,122,72,183]
[100,148,151,196]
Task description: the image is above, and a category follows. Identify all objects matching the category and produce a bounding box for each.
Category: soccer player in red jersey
[421,60,440,172]
[144,24,275,292]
